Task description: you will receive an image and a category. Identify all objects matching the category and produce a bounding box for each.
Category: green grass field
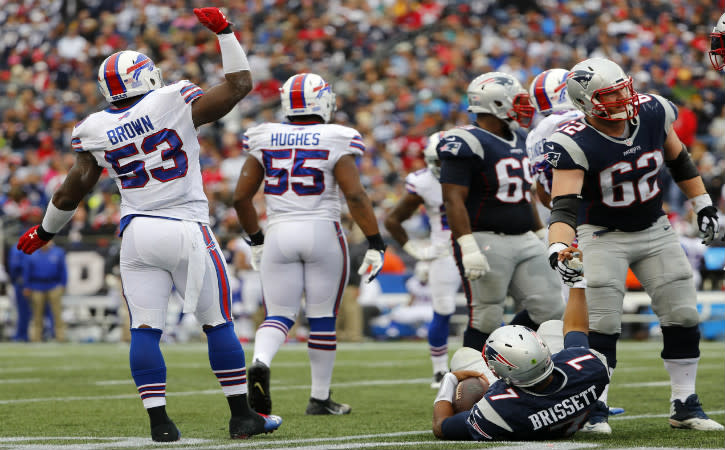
[0,339,723,449]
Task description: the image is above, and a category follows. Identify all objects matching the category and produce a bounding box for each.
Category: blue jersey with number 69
[438,125,535,234]
[545,93,678,231]
[465,345,609,441]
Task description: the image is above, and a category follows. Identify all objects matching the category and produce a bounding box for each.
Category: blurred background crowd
[1,0,725,313]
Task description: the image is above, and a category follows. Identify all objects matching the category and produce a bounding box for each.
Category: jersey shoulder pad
[71,112,105,152]
[329,124,366,153]
[404,168,431,194]
[546,129,589,170]
[639,92,677,131]
[438,127,484,160]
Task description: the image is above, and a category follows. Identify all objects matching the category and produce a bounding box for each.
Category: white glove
[692,194,721,245]
[357,249,385,283]
[402,240,450,261]
[250,244,263,271]
[548,242,583,286]
[457,234,489,280]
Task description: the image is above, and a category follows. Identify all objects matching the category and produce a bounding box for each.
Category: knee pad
[588,332,619,369]
[661,325,700,360]
[471,304,504,334]
[463,327,489,352]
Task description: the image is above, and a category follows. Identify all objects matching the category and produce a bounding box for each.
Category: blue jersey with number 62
[546,93,678,231]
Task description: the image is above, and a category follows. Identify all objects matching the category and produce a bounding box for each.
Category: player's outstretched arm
[559,247,587,336]
[17,152,103,254]
[191,7,252,128]
[232,157,265,270]
[334,155,386,282]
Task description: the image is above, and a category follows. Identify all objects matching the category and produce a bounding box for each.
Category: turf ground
[0,339,723,449]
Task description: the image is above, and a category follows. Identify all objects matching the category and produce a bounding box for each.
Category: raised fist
[193,7,231,34]
[17,225,52,254]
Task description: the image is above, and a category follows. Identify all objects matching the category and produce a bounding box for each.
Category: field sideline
[0,340,723,449]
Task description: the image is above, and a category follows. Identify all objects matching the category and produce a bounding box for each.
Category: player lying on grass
[433,246,611,441]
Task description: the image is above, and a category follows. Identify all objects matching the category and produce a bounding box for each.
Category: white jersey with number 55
[71,80,209,226]
[243,122,364,225]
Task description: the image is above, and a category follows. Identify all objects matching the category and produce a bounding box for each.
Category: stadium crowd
[1,0,725,289]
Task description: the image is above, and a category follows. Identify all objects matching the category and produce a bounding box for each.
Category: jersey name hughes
[270,132,320,147]
[106,115,155,145]
[528,385,598,430]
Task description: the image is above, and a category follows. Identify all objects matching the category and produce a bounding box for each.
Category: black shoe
[151,420,180,442]
[248,360,272,415]
[669,394,725,430]
[229,413,282,439]
[305,392,351,415]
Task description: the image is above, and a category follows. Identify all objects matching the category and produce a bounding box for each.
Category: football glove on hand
[548,242,583,286]
[457,234,489,280]
[357,249,385,283]
[696,205,720,245]
[402,240,449,261]
[193,7,231,33]
[250,244,263,271]
[17,225,53,254]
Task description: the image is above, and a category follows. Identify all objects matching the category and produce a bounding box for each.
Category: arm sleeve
[440,411,475,440]
[439,158,473,187]
[563,331,589,349]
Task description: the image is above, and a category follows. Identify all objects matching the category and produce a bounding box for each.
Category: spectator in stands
[23,241,67,342]
[7,245,31,341]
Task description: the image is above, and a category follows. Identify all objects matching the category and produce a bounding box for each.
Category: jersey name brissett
[546,94,678,231]
[72,81,209,224]
[244,122,364,225]
[466,346,608,440]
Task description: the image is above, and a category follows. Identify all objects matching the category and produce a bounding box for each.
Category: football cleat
[430,371,447,389]
[248,360,272,415]
[305,392,351,415]
[229,413,282,439]
[669,394,725,431]
[580,401,612,434]
[151,420,180,442]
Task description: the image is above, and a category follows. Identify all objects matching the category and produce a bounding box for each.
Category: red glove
[17,225,51,254]
[193,7,231,33]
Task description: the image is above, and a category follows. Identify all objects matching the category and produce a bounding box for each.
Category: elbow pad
[549,194,581,230]
[665,146,699,182]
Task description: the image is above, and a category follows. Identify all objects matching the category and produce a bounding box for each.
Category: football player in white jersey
[233,72,386,416]
[384,131,461,389]
[526,68,584,211]
[17,7,282,442]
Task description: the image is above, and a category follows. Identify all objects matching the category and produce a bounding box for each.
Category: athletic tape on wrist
[217,32,250,73]
[691,193,712,213]
[434,372,459,405]
[41,202,76,234]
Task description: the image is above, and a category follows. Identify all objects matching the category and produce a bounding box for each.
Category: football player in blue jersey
[546,57,724,433]
[438,72,565,353]
[433,247,611,441]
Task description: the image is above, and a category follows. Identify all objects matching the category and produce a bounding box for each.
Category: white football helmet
[710,12,725,71]
[529,68,574,115]
[423,131,444,179]
[467,72,534,128]
[97,51,163,103]
[567,58,639,121]
[280,73,336,123]
[483,325,554,388]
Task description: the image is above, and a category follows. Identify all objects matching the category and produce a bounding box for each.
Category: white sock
[431,354,448,374]
[253,326,288,367]
[664,358,698,402]
[308,346,336,400]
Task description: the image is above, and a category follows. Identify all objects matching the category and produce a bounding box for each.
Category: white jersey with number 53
[71,80,209,226]
[244,122,364,225]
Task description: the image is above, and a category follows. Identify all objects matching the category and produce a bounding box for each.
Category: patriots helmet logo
[568,70,594,90]
[479,75,515,87]
[484,343,519,369]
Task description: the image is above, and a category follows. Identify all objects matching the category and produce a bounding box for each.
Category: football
[453,376,489,413]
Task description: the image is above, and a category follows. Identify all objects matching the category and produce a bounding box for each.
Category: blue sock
[428,312,451,348]
[204,322,248,396]
[130,328,167,408]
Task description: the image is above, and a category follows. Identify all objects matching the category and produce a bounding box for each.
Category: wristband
[217,32,250,73]
[366,233,386,251]
[434,372,459,405]
[36,224,55,241]
[249,230,264,246]
[690,193,712,214]
[41,201,76,234]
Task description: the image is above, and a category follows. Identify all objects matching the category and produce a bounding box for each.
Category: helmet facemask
[509,93,535,128]
[590,78,639,121]
[710,32,725,71]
